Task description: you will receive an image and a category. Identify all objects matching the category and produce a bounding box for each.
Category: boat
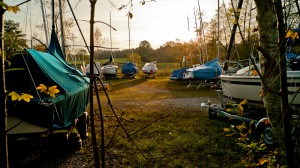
[220,26,300,106]
[121,62,139,77]
[220,65,300,106]
[170,67,188,80]
[6,28,90,136]
[183,58,222,81]
[85,62,102,77]
[101,56,118,77]
[142,62,157,75]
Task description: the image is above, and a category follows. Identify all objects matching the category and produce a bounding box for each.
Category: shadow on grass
[106,77,149,91]
[8,132,85,168]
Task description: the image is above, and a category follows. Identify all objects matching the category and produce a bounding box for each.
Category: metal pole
[40,0,49,45]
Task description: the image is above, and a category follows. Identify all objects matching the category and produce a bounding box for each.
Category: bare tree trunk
[89,1,101,167]
[0,1,9,167]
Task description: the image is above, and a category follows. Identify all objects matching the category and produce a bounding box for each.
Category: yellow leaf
[240,133,248,138]
[250,70,258,76]
[20,93,33,102]
[8,91,20,101]
[226,108,236,113]
[286,29,299,40]
[6,6,13,12]
[47,85,60,98]
[12,6,20,13]
[223,128,231,132]
[236,124,246,131]
[37,84,47,93]
[259,89,265,97]
[226,133,235,136]
[259,158,268,165]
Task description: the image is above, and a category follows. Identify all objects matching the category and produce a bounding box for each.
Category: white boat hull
[220,71,300,105]
[142,62,157,74]
[101,65,118,75]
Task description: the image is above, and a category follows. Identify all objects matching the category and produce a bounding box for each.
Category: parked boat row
[84,61,157,78]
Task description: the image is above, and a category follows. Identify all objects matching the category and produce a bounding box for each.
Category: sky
[6,0,225,50]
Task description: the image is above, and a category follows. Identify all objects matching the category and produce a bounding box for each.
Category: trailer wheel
[77,112,88,140]
[208,108,217,119]
[261,125,275,145]
[68,133,82,149]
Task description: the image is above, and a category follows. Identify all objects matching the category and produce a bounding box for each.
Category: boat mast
[58,0,66,58]
[217,0,220,60]
[224,0,244,71]
[40,0,49,46]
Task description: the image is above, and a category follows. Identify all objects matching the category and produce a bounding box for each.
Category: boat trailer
[202,90,275,145]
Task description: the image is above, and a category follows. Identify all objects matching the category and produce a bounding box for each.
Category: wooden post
[89,1,101,167]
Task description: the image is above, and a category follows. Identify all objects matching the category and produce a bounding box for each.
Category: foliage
[36,84,60,98]
[8,91,33,102]
[3,20,28,59]
[126,52,141,64]
[136,40,155,62]
[7,84,60,103]
[224,122,286,167]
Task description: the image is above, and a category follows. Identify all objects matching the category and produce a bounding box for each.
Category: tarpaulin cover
[6,29,90,129]
[121,62,138,75]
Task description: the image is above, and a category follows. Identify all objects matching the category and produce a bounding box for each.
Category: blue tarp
[121,62,138,75]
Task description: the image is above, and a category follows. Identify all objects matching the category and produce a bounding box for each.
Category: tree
[254,0,298,166]
[127,52,141,64]
[3,20,28,58]
[136,40,154,62]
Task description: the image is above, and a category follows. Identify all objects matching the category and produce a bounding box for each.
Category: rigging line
[96,76,148,159]
[30,2,33,48]
[24,1,29,44]
[60,0,81,13]
[21,52,42,102]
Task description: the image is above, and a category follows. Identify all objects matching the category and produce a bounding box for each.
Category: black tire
[208,108,217,119]
[68,133,82,149]
[261,125,275,145]
[77,112,88,140]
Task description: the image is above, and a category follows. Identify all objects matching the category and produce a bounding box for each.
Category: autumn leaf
[259,157,268,165]
[6,6,20,13]
[238,100,247,116]
[259,89,265,97]
[127,12,133,19]
[8,91,20,101]
[47,85,60,98]
[250,70,258,76]
[236,124,246,131]
[223,128,232,132]
[20,93,34,102]
[37,84,47,93]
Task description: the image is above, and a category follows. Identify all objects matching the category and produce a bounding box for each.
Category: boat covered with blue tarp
[183,58,222,80]
[121,62,139,76]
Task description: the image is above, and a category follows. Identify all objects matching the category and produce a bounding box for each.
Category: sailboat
[183,58,222,81]
[220,20,300,106]
[6,6,90,136]
[101,12,118,77]
[101,55,118,77]
[121,62,139,77]
[121,15,139,77]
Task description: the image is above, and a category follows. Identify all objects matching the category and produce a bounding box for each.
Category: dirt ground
[8,77,220,168]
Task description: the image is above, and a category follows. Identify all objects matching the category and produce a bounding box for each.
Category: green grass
[84,77,246,167]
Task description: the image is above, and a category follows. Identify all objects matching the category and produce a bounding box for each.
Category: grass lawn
[84,76,246,167]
